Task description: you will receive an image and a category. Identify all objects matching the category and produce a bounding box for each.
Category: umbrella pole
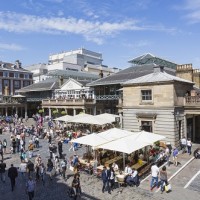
[123,153,125,169]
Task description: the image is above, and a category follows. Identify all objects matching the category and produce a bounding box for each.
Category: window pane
[141,90,152,100]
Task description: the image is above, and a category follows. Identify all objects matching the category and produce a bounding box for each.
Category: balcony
[185,96,200,106]
[42,98,96,106]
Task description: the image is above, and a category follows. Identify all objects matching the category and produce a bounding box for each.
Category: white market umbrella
[53,115,73,122]
[96,113,119,123]
[97,130,166,154]
[72,128,134,148]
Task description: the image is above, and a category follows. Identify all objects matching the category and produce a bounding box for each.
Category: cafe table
[105,155,123,165]
[131,161,147,171]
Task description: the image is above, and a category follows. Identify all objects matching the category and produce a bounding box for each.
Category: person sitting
[112,162,119,172]
[124,164,132,175]
[126,168,140,187]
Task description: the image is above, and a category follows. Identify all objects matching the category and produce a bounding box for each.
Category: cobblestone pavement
[0,123,200,200]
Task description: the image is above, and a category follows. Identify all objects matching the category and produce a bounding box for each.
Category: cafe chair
[116,176,125,188]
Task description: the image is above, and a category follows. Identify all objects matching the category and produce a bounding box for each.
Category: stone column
[48,107,51,118]
[193,115,195,142]
[73,109,76,116]
[93,106,96,115]
[5,107,8,116]
[16,107,18,115]
[25,104,27,118]
[184,115,187,138]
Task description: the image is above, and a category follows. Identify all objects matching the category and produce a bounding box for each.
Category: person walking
[101,166,111,194]
[8,164,18,191]
[172,147,179,166]
[27,160,34,177]
[60,159,67,180]
[150,163,159,191]
[47,158,54,180]
[187,138,192,155]
[26,176,36,200]
[0,160,6,182]
[109,167,115,191]
[160,166,168,194]
[165,146,171,166]
[180,136,187,153]
[0,141,3,160]
[3,139,7,154]
[71,173,81,199]
[58,140,63,159]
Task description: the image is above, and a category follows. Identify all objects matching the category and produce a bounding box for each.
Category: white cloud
[0,42,24,51]
[0,11,176,44]
[176,0,200,23]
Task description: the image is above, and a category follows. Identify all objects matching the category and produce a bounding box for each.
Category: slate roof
[17,78,59,93]
[17,77,93,93]
[124,67,194,85]
[0,61,31,72]
[87,63,176,86]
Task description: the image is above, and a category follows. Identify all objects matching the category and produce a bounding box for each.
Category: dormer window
[24,74,29,79]
[14,73,19,78]
[3,71,9,77]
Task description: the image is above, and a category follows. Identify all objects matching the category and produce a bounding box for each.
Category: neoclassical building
[0,60,33,117]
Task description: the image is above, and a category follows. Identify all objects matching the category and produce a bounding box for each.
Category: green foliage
[38,109,44,113]
[61,110,67,115]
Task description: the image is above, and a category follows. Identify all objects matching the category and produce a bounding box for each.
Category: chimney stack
[153,65,164,73]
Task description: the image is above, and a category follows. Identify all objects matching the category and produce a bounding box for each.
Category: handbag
[165,184,172,192]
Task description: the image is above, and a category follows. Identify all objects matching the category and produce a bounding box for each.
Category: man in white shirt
[124,164,132,175]
[181,137,187,153]
[150,163,159,191]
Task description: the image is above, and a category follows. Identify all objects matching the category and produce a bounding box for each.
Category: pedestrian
[27,160,34,177]
[101,166,111,194]
[180,136,187,153]
[0,141,3,160]
[165,146,171,166]
[3,139,7,154]
[12,138,16,154]
[109,167,115,191]
[71,173,81,199]
[0,160,6,182]
[39,163,46,186]
[58,140,63,159]
[160,166,168,194]
[47,158,54,180]
[49,143,53,159]
[8,164,18,191]
[187,138,192,155]
[60,159,67,180]
[172,147,179,166]
[26,176,36,200]
[35,136,39,148]
[150,162,159,191]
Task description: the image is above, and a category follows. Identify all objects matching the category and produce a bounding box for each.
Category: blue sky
[0,0,200,69]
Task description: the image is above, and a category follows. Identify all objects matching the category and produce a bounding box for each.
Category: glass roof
[128,53,177,69]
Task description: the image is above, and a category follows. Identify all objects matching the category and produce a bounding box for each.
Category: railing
[96,95,120,100]
[42,98,96,106]
[185,96,200,105]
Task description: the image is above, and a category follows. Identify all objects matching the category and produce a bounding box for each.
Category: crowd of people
[0,114,83,200]
[0,113,198,199]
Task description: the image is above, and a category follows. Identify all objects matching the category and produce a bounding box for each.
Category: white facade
[49,48,103,67]
[53,78,94,99]
[47,62,82,71]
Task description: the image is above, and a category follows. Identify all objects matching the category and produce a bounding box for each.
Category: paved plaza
[0,122,200,200]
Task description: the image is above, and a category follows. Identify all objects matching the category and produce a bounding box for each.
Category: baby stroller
[194,148,200,159]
